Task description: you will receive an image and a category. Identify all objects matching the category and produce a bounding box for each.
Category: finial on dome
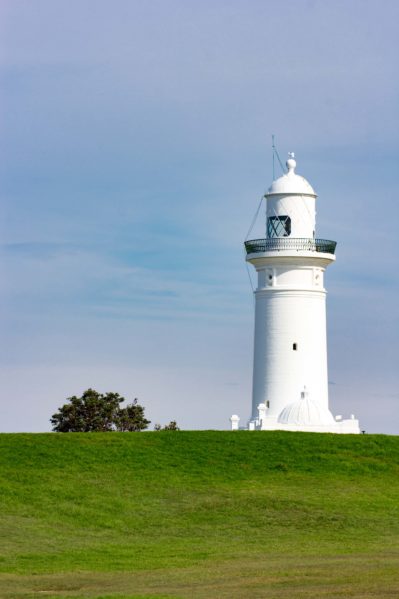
[286,152,296,173]
[300,386,309,400]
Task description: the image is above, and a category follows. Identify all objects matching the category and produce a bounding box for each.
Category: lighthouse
[234,153,359,433]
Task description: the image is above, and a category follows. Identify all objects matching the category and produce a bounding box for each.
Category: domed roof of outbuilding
[266,154,317,197]
[277,389,335,426]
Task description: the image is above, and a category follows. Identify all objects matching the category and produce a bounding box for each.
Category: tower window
[293,343,297,351]
[267,216,291,238]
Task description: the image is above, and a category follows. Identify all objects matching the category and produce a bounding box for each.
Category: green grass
[1,431,399,598]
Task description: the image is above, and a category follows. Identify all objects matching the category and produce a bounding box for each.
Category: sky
[1,0,398,433]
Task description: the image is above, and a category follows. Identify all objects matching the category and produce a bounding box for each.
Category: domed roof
[266,153,317,197]
[277,389,335,426]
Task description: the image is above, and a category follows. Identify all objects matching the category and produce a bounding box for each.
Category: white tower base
[237,389,360,434]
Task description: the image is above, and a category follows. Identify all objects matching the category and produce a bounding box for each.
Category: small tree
[51,389,150,432]
[163,420,179,430]
[154,420,180,431]
[116,399,151,432]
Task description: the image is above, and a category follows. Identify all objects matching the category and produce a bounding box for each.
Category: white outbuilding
[232,154,359,434]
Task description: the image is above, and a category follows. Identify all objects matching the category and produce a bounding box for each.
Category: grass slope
[1,431,399,598]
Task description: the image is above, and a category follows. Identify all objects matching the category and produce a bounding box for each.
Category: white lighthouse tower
[235,153,359,433]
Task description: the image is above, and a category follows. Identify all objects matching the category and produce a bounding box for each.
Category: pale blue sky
[1,0,398,432]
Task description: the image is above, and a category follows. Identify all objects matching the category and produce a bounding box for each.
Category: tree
[154,420,180,431]
[163,420,179,430]
[116,399,151,432]
[51,389,150,432]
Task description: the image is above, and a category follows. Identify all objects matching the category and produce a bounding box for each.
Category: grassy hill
[1,431,399,598]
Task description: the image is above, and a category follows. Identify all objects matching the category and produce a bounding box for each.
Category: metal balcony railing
[244,238,337,255]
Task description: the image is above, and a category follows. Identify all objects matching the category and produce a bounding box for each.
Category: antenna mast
[272,134,275,180]
[271,134,286,177]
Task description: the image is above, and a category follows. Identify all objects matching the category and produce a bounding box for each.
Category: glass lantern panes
[267,215,291,238]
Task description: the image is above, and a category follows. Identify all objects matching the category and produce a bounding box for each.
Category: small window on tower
[293,343,297,351]
[266,400,270,408]
[267,216,291,238]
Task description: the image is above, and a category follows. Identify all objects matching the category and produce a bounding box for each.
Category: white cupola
[265,153,317,239]
[277,387,335,428]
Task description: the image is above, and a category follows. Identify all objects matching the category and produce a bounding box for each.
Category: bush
[50,389,150,432]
